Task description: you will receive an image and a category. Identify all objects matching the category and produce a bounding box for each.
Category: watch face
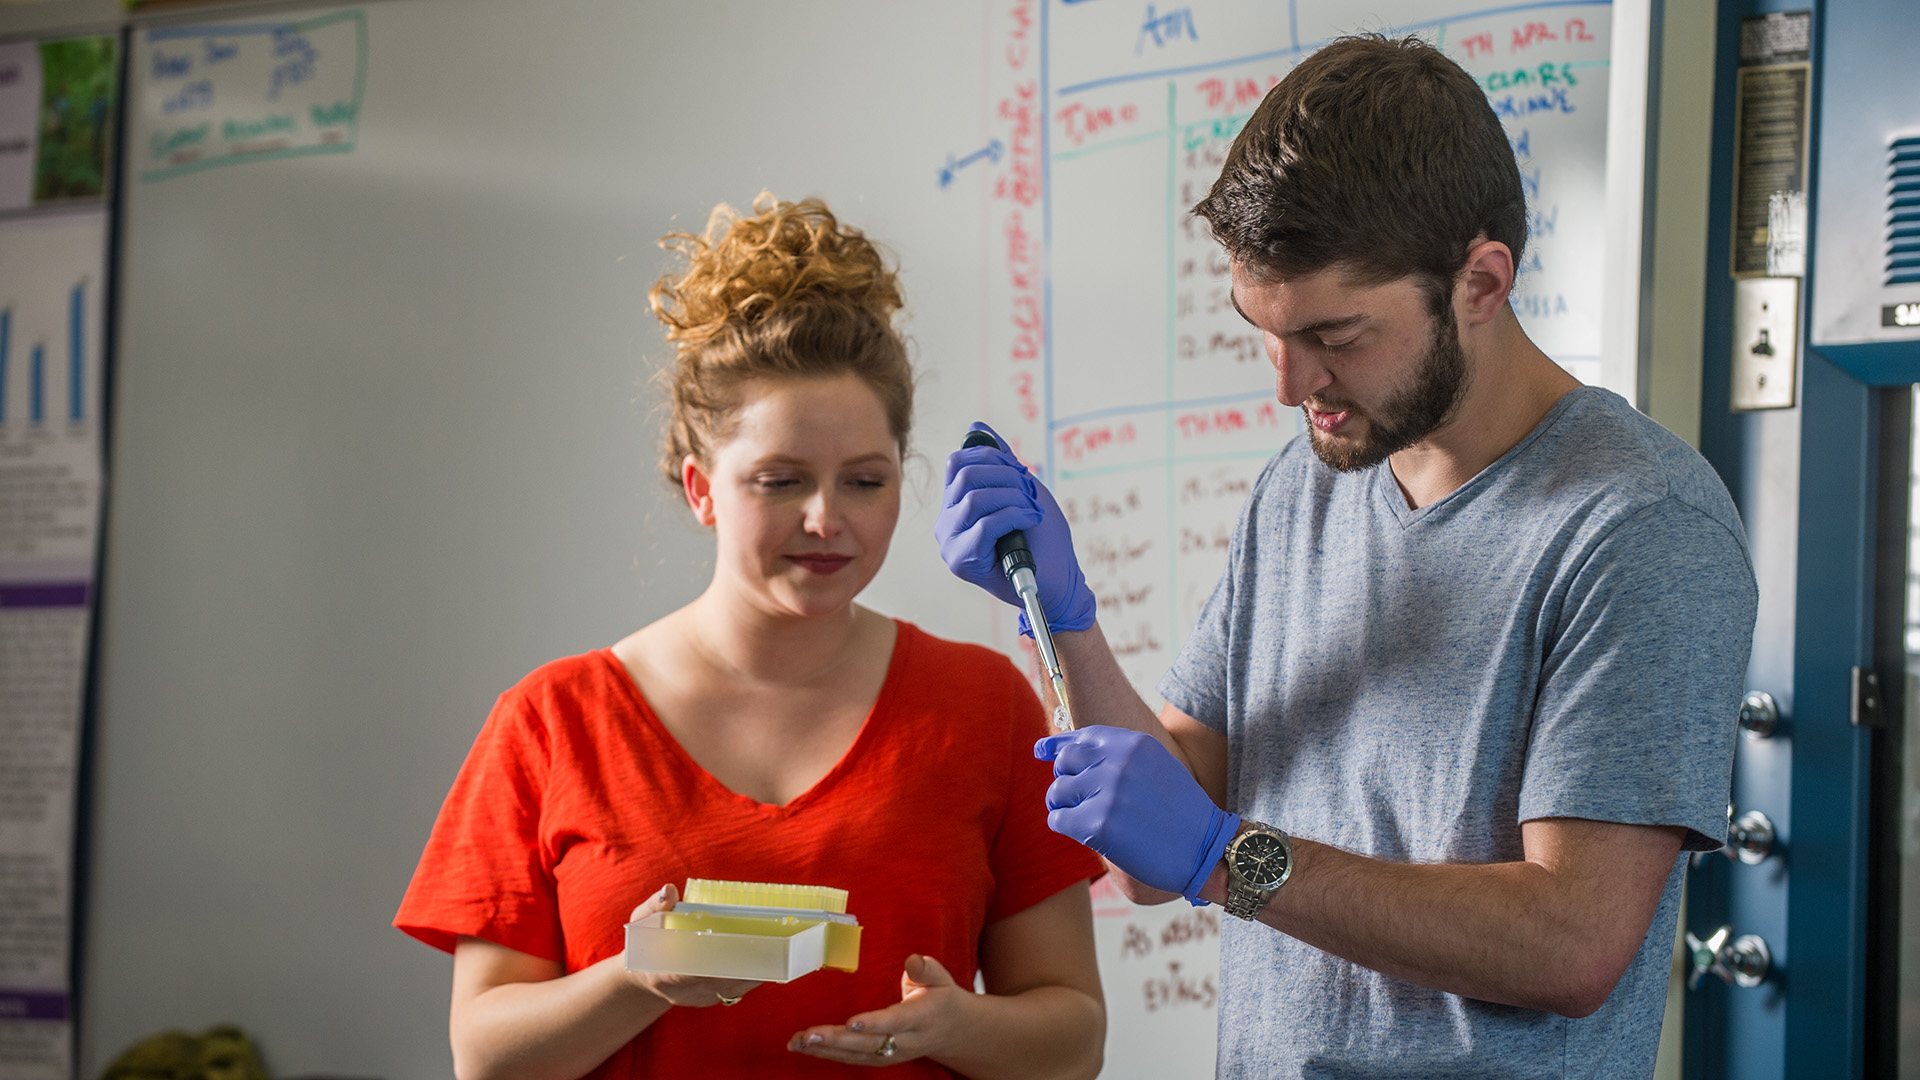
[1231,832,1290,890]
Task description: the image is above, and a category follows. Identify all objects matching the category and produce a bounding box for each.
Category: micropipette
[962,429,1075,731]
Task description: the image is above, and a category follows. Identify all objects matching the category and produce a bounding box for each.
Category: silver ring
[716,991,742,1006]
[876,1033,897,1057]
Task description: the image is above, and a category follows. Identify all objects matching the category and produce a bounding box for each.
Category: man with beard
[934,33,1757,1079]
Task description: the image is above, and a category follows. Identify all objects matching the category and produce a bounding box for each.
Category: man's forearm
[1196,820,1685,1018]
[1053,624,1177,745]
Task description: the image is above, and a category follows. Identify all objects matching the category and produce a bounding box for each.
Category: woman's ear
[682,454,716,526]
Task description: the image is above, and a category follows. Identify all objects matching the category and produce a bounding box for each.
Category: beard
[1304,302,1471,473]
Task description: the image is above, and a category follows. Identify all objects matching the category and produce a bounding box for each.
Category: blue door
[1686,0,1919,1076]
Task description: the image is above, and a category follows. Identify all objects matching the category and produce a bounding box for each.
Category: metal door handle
[1739,691,1780,738]
[1693,806,1779,867]
[1686,925,1771,989]
[1722,809,1776,864]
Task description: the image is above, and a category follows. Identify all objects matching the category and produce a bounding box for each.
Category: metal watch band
[1223,884,1272,921]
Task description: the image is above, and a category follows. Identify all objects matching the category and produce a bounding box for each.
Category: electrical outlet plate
[1731,276,1800,411]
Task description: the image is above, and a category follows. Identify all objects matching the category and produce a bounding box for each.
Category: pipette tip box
[624,879,862,983]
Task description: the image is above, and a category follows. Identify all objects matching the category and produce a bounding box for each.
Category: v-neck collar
[1374,386,1592,527]
[595,620,912,817]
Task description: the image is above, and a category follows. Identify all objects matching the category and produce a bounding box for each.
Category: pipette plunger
[962,430,1076,730]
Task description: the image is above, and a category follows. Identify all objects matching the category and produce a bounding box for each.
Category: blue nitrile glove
[1035,726,1239,902]
[935,421,1097,634]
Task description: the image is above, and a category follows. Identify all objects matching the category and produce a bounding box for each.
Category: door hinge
[1852,667,1885,728]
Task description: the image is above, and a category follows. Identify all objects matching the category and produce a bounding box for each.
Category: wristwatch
[1222,821,1293,921]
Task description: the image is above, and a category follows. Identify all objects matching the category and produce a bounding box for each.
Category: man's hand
[935,422,1096,633]
[1036,725,1238,900]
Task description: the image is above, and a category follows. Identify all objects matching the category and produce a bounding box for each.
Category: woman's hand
[622,884,762,1009]
[787,886,1102,1080]
[786,954,966,1066]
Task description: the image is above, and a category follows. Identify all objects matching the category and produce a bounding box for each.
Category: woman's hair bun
[650,193,902,348]
[648,194,915,489]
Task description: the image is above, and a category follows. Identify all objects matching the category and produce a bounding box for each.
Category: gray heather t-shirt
[1159,387,1758,1079]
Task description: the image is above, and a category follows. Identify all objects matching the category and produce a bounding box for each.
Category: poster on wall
[0,25,117,1079]
[0,207,107,1080]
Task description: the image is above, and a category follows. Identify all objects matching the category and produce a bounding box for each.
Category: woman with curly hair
[396,195,1106,1080]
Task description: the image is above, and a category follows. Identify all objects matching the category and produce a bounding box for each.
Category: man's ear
[682,454,716,526]
[1457,236,1516,326]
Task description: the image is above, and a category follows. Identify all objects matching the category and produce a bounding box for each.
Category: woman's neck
[681,586,875,689]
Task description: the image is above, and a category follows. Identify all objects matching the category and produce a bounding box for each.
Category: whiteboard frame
[1603,0,1659,407]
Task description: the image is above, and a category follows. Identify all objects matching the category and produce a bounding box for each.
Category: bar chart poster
[0,206,106,1080]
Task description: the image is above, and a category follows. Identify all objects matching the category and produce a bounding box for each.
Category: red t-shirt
[395,620,1101,1078]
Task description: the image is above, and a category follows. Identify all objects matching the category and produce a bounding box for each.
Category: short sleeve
[984,665,1106,924]
[1159,455,1280,733]
[1160,565,1235,733]
[394,690,565,960]
[1520,498,1758,851]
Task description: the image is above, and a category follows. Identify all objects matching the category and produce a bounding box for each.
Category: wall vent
[1891,136,1920,285]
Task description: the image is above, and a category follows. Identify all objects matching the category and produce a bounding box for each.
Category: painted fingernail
[848,1021,864,1032]
[806,1033,824,1046]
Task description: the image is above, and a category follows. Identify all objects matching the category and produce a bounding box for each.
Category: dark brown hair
[649,193,913,487]
[1193,34,1526,310]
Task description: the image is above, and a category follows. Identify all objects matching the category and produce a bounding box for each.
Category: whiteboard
[91,1,1632,1076]
[984,3,1618,1071]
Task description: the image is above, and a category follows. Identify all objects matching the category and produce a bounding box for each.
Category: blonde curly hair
[650,193,913,488]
